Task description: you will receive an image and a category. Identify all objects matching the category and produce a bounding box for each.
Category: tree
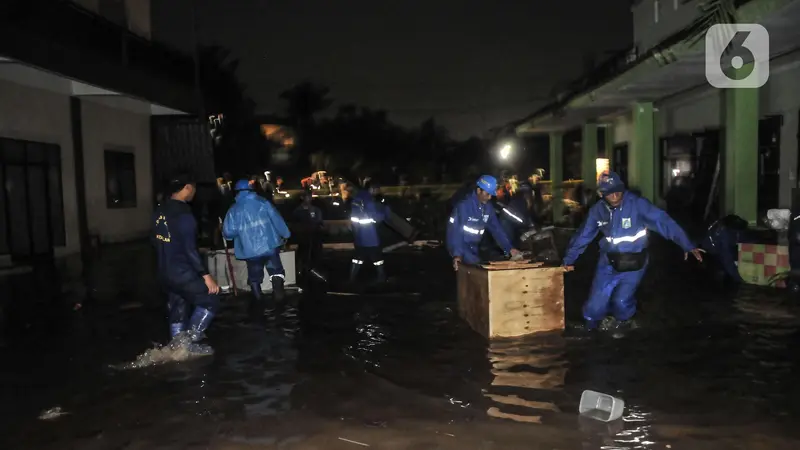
[687,0,737,41]
[279,82,333,175]
[279,82,333,140]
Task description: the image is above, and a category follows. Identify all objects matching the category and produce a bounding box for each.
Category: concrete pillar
[631,102,656,201]
[549,131,564,223]
[779,110,798,209]
[582,123,598,189]
[723,64,759,223]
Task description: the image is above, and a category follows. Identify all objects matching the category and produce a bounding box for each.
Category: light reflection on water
[5,249,800,449]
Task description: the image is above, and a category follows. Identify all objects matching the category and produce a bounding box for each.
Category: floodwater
[2,239,800,449]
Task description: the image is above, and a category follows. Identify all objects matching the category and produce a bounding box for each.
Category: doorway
[758,115,781,221]
[0,138,65,263]
[612,143,629,186]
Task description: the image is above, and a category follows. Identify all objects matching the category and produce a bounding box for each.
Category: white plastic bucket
[579,390,625,422]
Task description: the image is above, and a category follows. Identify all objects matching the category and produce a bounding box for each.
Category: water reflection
[5,246,800,449]
[484,333,566,424]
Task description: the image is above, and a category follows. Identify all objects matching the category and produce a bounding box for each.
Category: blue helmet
[234,179,251,191]
[476,175,498,194]
[597,171,625,196]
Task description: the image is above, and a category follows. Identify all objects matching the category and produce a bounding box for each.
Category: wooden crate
[457,264,564,338]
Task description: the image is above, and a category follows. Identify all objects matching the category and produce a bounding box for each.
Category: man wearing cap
[447,175,521,271]
[349,181,390,285]
[223,179,291,314]
[152,174,220,355]
[562,171,704,330]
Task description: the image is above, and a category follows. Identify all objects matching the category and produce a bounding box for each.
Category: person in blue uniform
[292,191,324,275]
[701,214,746,285]
[447,175,521,271]
[152,174,220,355]
[223,179,291,312]
[497,182,538,249]
[562,171,704,329]
[349,181,390,284]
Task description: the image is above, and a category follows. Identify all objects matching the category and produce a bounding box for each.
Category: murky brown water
[1,240,800,449]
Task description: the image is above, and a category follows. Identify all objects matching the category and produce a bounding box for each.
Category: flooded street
[2,241,800,449]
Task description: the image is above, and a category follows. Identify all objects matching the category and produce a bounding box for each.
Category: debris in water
[578,390,625,422]
[338,437,370,446]
[39,406,68,420]
[119,302,143,311]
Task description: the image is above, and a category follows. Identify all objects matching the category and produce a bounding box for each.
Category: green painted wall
[631,102,656,201]
[724,63,759,223]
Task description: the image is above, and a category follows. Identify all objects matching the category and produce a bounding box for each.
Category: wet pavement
[2,239,800,449]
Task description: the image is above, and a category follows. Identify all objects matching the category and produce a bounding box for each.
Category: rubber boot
[169,322,185,339]
[271,276,286,304]
[348,263,361,284]
[186,307,215,355]
[271,276,286,324]
[373,265,387,285]
[250,282,264,310]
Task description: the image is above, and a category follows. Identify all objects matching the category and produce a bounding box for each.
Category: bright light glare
[595,158,610,181]
[500,144,512,160]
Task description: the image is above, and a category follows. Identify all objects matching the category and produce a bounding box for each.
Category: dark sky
[153,0,632,139]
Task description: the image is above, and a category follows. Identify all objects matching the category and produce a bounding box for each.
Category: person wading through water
[152,173,221,355]
[223,179,291,317]
[562,171,704,330]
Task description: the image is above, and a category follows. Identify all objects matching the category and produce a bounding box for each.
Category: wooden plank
[486,260,538,266]
[481,262,544,270]
[487,267,564,338]
[457,267,490,337]
[456,265,564,338]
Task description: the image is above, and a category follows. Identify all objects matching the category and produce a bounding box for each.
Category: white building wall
[0,79,81,259]
[656,88,722,135]
[613,115,632,144]
[81,98,153,243]
[71,0,151,39]
[125,0,151,39]
[632,0,701,54]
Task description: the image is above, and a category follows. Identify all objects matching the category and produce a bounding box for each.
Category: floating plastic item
[579,390,625,422]
[767,209,791,230]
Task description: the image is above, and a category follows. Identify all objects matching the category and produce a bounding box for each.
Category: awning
[0,59,189,116]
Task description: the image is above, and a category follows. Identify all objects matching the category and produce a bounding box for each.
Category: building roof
[515,0,800,135]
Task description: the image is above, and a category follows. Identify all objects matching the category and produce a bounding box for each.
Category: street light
[499,143,512,160]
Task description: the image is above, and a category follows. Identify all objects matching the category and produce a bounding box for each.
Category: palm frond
[686,0,739,48]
